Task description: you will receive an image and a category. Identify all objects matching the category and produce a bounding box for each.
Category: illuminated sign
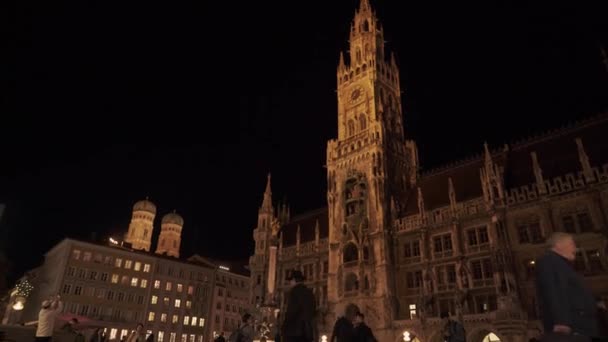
[219,266,230,271]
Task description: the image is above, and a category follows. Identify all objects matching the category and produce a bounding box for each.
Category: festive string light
[16,280,34,298]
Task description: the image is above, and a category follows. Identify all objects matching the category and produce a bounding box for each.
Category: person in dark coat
[353,312,376,342]
[536,232,598,340]
[281,270,317,342]
[330,304,358,342]
[593,298,608,342]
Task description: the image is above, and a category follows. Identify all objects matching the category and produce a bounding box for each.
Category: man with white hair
[535,232,598,341]
[35,294,64,342]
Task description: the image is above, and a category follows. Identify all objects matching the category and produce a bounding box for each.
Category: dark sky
[2,0,607,283]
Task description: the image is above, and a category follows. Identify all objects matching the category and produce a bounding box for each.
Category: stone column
[266,244,278,305]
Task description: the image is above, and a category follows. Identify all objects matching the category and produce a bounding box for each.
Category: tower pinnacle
[261,173,273,212]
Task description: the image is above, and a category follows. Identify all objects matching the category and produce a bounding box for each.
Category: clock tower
[326,0,418,340]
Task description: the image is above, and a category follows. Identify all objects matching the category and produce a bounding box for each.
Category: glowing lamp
[219,266,230,271]
[109,238,118,245]
[321,335,328,342]
[403,331,411,342]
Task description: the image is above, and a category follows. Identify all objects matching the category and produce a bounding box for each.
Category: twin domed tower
[124,198,184,258]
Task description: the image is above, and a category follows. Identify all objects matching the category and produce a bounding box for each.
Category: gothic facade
[248,1,608,341]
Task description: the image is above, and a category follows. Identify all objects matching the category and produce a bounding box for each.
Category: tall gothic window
[359,115,367,131]
[343,243,358,263]
[348,120,355,137]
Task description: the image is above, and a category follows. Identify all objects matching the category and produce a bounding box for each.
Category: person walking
[440,311,466,342]
[353,312,376,342]
[536,232,598,341]
[329,304,358,342]
[281,270,316,342]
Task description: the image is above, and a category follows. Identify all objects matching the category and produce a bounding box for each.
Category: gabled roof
[404,114,608,215]
[280,207,328,247]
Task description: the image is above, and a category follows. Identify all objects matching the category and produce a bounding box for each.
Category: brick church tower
[326,0,418,340]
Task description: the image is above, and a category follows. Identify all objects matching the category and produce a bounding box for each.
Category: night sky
[2,0,608,283]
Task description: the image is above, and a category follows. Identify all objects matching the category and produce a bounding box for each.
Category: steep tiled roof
[403,114,608,215]
[280,207,328,247]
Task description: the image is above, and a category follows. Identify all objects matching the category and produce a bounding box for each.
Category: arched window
[348,120,355,136]
[362,64,367,72]
[363,20,370,32]
[345,273,358,292]
[359,114,367,131]
[343,243,358,263]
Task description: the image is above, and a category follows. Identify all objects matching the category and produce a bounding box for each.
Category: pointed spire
[417,187,425,217]
[261,173,273,211]
[484,142,492,167]
[530,152,547,194]
[448,177,457,212]
[575,138,595,183]
[359,0,371,12]
[339,51,346,71]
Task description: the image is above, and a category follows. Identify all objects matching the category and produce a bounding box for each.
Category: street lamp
[403,331,411,342]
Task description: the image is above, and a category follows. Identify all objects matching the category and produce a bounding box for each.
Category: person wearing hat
[35,295,64,342]
[281,270,316,342]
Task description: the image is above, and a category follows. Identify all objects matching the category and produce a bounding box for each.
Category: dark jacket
[354,323,376,342]
[330,317,355,342]
[536,251,598,337]
[281,283,316,340]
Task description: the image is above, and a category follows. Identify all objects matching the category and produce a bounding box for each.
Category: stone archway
[468,327,507,342]
[396,329,422,342]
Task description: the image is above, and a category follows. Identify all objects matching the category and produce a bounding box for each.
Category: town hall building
[249,1,608,341]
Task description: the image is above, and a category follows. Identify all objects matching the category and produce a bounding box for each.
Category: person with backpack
[228,314,254,342]
[440,311,466,342]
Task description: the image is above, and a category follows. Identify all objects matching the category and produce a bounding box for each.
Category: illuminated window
[158,332,164,342]
[140,279,148,288]
[134,262,141,271]
[111,274,119,284]
[170,333,176,342]
[161,313,167,322]
[198,336,203,342]
[154,280,161,289]
[110,329,117,340]
[177,284,183,293]
[121,330,129,340]
[83,252,92,261]
[186,301,192,309]
[151,295,158,304]
[199,318,205,327]
[189,334,195,342]
[166,282,172,291]
[131,278,139,287]
[125,260,133,269]
[181,334,187,342]
[148,312,155,321]
[191,317,197,326]
[187,286,194,295]
[175,299,181,308]
[409,304,417,320]
[184,316,190,325]
[172,315,179,323]
[72,250,81,260]
[164,297,170,305]
[144,264,151,273]
[115,258,123,268]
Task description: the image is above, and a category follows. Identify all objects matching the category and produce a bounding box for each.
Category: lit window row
[71,250,151,273]
[149,296,192,308]
[107,329,203,342]
[152,280,194,295]
[147,312,205,328]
